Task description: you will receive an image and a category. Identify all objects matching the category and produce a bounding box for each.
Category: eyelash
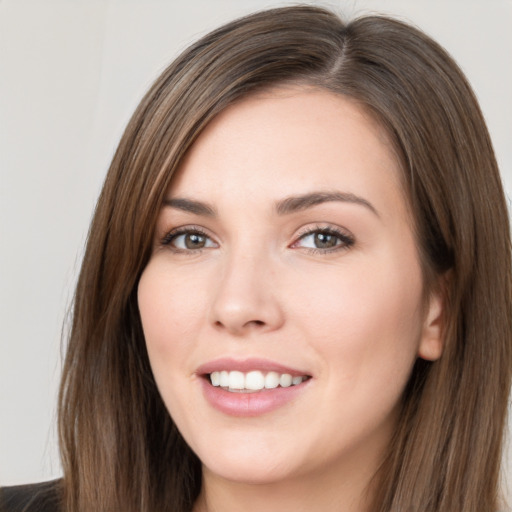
[293,225,355,254]
[160,225,355,254]
[161,226,213,253]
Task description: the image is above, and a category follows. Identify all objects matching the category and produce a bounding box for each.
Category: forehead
[168,87,407,219]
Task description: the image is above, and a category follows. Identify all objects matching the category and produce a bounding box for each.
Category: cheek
[137,259,210,402]
[291,252,424,384]
[291,256,424,447]
[138,260,205,351]
[137,259,211,430]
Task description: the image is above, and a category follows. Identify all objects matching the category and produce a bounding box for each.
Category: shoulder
[0,479,62,512]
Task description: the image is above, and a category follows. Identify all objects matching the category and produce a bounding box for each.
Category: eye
[162,228,218,251]
[293,227,354,252]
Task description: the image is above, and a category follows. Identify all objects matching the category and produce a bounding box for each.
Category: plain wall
[1,0,511,501]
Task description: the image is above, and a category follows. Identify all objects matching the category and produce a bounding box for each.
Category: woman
[2,5,510,512]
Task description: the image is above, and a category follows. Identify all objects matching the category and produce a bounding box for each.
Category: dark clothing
[0,480,61,512]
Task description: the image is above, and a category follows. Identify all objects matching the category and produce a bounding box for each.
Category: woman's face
[138,88,443,487]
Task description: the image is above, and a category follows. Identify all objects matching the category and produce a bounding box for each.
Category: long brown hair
[58,5,512,511]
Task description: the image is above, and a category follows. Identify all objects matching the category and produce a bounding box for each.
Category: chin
[195,439,304,485]
[203,457,297,485]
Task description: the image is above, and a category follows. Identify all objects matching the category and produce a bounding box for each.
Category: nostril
[242,319,267,329]
[214,319,266,329]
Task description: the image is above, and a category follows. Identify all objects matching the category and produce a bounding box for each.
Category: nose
[209,251,285,336]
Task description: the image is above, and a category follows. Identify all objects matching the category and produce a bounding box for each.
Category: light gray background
[1,0,511,502]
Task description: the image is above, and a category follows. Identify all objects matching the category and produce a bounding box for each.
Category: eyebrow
[163,190,378,217]
[275,191,379,217]
[162,197,217,216]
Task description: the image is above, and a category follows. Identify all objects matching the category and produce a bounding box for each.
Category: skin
[138,87,444,512]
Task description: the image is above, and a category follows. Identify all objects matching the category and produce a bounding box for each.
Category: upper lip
[196,357,311,377]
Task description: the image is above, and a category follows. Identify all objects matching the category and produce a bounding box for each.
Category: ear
[417,286,445,361]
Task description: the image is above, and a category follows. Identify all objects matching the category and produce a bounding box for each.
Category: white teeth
[209,370,307,391]
[210,371,220,386]
[228,371,245,390]
[220,371,229,387]
[264,371,280,389]
[246,370,265,390]
[280,373,292,387]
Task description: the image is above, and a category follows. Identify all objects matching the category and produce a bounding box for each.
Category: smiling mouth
[207,370,310,393]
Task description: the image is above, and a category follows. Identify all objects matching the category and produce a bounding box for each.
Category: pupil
[185,233,205,249]
[315,232,336,248]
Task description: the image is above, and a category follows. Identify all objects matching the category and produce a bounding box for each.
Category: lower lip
[200,378,310,417]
